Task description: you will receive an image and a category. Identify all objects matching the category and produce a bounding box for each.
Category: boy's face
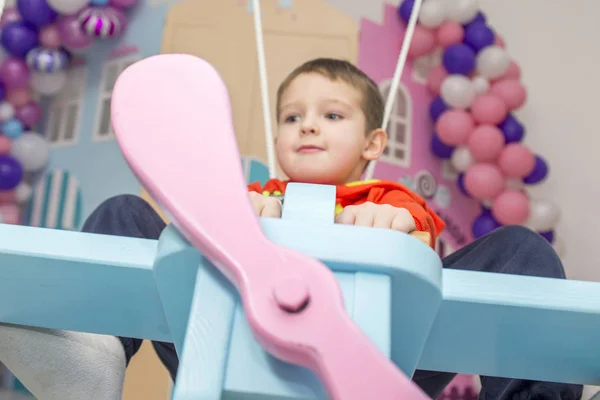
[275,73,384,184]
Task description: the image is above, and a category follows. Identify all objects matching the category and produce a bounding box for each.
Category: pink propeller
[111,54,429,400]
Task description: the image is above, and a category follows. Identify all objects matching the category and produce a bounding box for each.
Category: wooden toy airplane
[0,54,599,399]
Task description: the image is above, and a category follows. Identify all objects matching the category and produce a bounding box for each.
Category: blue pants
[82,194,583,400]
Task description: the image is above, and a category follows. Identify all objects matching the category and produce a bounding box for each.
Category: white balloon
[419,0,446,28]
[446,0,479,24]
[472,76,489,95]
[451,146,474,172]
[47,0,88,15]
[11,132,50,172]
[505,179,524,190]
[440,75,476,109]
[31,71,67,96]
[476,46,510,79]
[526,199,560,232]
[14,182,33,204]
[0,101,14,120]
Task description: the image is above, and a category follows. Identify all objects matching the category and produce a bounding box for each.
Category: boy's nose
[300,124,319,135]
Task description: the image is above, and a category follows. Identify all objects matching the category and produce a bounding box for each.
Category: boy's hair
[276,58,384,134]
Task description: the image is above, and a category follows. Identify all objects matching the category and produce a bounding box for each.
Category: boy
[0,59,582,400]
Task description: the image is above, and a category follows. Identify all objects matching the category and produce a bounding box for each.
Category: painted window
[412,47,442,85]
[24,169,83,231]
[46,66,87,147]
[93,54,141,141]
[379,80,412,168]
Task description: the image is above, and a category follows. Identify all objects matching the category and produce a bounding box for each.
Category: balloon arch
[398,0,561,251]
[0,0,138,223]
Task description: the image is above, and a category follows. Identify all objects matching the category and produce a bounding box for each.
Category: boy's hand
[249,191,282,218]
[335,202,416,232]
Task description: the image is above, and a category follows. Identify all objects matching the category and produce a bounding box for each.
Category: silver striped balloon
[26,47,70,73]
[78,6,127,39]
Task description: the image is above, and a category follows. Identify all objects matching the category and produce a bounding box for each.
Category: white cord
[364,0,423,181]
[252,0,277,179]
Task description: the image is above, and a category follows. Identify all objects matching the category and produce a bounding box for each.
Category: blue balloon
[429,96,447,122]
[538,230,555,244]
[431,134,454,159]
[457,173,470,197]
[442,44,476,75]
[498,114,525,143]
[17,0,58,27]
[0,154,23,190]
[0,21,39,59]
[523,155,548,184]
[472,211,501,239]
[398,0,415,23]
[464,24,495,52]
[463,12,486,30]
[2,119,24,139]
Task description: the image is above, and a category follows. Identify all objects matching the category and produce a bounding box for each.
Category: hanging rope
[251,0,277,179]
[364,0,423,181]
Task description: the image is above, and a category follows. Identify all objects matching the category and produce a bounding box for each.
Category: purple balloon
[538,230,555,243]
[0,21,39,58]
[17,0,58,27]
[472,211,501,239]
[0,83,5,102]
[0,8,21,28]
[429,96,447,122]
[0,155,23,190]
[442,44,476,75]
[523,155,549,185]
[15,101,41,128]
[0,57,30,89]
[464,24,495,52]
[57,15,94,50]
[457,173,470,197]
[431,134,454,159]
[463,12,486,29]
[109,0,138,8]
[397,0,415,23]
[498,114,525,143]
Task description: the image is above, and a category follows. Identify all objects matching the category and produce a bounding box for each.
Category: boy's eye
[284,115,299,123]
[326,113,342,120]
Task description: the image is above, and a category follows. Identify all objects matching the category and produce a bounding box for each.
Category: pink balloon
[7,88,31,107]
[464,163,505,200]
[0,190,16,203]
[110,0,139,9]
[504,61,521,80]
[494,34,505,48]
[470,94,508,125]
[408,25,436,58]
[0,203,20,224]
[427,65,448,95]
[492,189,530,225]
[498,143,535,178]
[15,101,42,127]
[0,136,11,154]
[435,110,475,146]
[436,21,464,48]
[0,8,21,28]
[57,15,94,50]
[39,24,62,49]
[467,125,505,162]
[0,57,30,89]
[490,79,527,110]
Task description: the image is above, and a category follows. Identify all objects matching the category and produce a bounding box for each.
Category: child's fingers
[261,198,281,218]
[390,208,416,233]
[335,206,357,225]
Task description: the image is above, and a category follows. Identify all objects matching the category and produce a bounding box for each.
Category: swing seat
[1,53,600,400]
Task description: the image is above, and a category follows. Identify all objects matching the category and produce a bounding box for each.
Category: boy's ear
[362,128,387,161]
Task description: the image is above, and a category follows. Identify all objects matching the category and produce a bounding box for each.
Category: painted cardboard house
[16,0,481,398]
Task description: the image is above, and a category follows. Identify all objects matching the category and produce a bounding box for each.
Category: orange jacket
[248,179,445,247]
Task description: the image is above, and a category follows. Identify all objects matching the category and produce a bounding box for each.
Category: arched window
[378,80,412,168]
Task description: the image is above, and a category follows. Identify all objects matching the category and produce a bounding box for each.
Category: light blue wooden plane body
[0,183,599,399]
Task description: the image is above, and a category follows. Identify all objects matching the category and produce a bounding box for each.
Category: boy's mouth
[297,145,324,154]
